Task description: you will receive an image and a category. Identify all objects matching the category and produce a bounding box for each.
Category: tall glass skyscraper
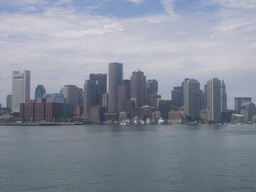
[108,62,123,113]
[207,78,221,121]
[35,85,46,103]
[11,70,30,114]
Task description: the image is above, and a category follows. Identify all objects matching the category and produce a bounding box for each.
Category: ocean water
[1,124,256,192]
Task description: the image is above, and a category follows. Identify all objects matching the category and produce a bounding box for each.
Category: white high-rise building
[206,78,221,121]
[11,70,31,113]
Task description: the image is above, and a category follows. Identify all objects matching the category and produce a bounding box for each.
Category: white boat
[158,117,165,124]
[146,118,151,125]
[133,116,139,124]
[120,119,130,125]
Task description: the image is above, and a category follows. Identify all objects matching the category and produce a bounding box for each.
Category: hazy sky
[0,0,256,108]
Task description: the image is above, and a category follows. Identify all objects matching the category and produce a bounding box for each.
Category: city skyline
[0,65,255,110]
[0,0,256,107]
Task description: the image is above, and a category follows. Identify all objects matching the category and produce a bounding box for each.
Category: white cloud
[161,0,179,19]
[204,0,256,9]
[1,3,256,108]
[125,0,144,4]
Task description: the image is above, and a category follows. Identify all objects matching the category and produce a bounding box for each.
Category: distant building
[45,103,63,121]
[148,94,161,108]
[234,97,252,112]
[60,85,80,112]
[42,93,64,103]
[206,78,221,121]
[221,80,227,112]
[231,114,244,124]
[221,110,237,123]
[157,100,173,119]
[168,111,183,124]
[200,90,206,110]
[20,102,68,121]
[35,85,46,103]
[89,106,106,122]
[102,93,108,109]
[83,80,97,115]
[12,70,31,114]
[183,79,200,118]
[6,95,12,109]
[146,79,158,96]
[240,102,256,123]
[130,69,146,108]
[89,73,107,106]
[103,113,118,122]
[108,62,123,113]
[117,85,130,113]
[172,86,183,109]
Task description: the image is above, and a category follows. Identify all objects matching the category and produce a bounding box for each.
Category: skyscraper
[60,85,80,112]
[83,80,97,114]
[108,62,123,113]
[183,79,200,118]
[221,80,227,112]
[89,73,107,106]
[6,95,12,109]
[207,78,221,121]
[117,79,130,113]
[35,85,46,102]
[130,69,146,108]
[172,86,183,109]
[146,79,158,96]
[11,70,30,114]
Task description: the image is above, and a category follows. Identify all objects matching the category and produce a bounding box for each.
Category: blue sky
[0,0,256,108]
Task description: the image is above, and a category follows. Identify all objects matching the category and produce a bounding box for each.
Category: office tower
[221,80,227,112]
[172,86,183,109]
[130,69,146,108]
[204,84,207,109]
[183,79,200,118]
[60,85,80,112]
[182,78,190,106]
[89,73,107,105]
[79,88,84,106]
[11,70,30,113]
[35,85,46,103]
[117,80,130,113]
[117,85,129,113]
[234,97,252,112]
[146,79,158,96]
[200,90,206,110]
[207,78,221,121]
[6,95,12,109]
[123,80,131,100]
[108,62,123,113]
[83,80,97,114]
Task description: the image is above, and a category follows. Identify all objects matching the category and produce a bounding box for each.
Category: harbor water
[1,124,256,191]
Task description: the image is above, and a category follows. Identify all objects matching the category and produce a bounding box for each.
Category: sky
[0,0,256,109]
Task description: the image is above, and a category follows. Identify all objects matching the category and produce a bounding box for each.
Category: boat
[146,118,151,125]
[120,119,130,125]
[133,116,139,124]
[158,117,165,124]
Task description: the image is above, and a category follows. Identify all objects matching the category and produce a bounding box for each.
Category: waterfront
[1,124,256,192]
